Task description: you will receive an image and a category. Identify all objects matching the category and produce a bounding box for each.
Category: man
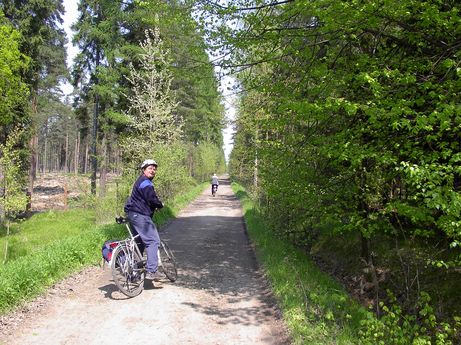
[124,159,164,281]
[211,173,219,196]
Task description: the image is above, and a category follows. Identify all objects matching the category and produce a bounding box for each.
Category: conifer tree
[0,0,67,197]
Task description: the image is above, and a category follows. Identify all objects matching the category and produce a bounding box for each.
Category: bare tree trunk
[99,135,107,197]
[254,129,258,188]
[35,139,39,177]
[74,132,80,174]
[84,143,89,174]
[43,136,48,174]
[27,94,39,212]
[254,154,258,188]
[55,148,58,171]
[65,132,69,173]
[90,44,101,195]
[115,145,119,174]
[27,135,37,211]
[3,220,10,264]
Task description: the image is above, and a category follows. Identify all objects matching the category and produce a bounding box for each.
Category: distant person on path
[124,159,164,281]
[211,173,219,196]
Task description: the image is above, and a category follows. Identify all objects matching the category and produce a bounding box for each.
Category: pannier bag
[102,240,119,263]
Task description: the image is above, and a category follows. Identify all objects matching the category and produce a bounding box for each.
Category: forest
[1,0,460,344]
[0,0,226,206]
[220,0,460,343]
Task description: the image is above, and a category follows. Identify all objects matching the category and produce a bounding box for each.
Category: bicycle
[111,216,177,297]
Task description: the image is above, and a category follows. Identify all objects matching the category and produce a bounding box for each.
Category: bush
[359,291,461,345]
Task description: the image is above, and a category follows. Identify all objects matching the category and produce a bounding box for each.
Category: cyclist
[211,173,219,196]
[124,159,164,281]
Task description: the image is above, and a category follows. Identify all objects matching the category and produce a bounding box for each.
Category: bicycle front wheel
[111,244,144,297]
[159,240,177,282]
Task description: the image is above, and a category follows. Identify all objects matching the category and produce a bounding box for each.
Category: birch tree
[122,28,182,163]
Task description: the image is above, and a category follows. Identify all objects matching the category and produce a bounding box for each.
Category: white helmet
[140,159,158,169]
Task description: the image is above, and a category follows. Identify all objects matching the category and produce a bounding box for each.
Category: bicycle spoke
[159,241,178,282]
[111,244,144,297]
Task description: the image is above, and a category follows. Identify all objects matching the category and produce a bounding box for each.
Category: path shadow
[158,214,283,328]
[99,277,163,300]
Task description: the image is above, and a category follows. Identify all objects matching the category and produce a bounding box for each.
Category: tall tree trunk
[27,95,38,211]
[43,136,48,174]
[74,132,80,174]
[90,46,101,195]
[84,143,89,174]
[359,165,372,264]
[65,132,69,173]
[361,233,371,264]
[99,135,107,197]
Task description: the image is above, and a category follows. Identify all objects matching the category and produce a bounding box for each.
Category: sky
[61,0,78,95]
[61,0,234,162]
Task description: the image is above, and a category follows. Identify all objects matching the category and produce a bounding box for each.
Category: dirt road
[0,176,290,345]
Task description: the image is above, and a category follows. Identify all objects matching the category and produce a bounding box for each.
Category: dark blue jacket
[124,175,163,217]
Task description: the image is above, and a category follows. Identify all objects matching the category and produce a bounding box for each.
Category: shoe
[145,271,164,281]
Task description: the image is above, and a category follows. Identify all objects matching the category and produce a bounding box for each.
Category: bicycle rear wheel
[111,244,144,297]
[159,240,177,282]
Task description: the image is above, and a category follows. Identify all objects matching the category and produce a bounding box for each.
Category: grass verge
[0,182,207,315]
[232,182,369,345]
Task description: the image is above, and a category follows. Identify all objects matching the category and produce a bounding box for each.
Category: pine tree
[0,0,67,198]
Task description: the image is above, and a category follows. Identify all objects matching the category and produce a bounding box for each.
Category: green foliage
[0,0,67,89]
[232,182,368,344]
[138,0,226,147]
[190,141,226,182]
[148,143,194,200]
[359,292,461,345]
[0,129,29,220]
[0,128,29,263]
[0,20,30,142]
[122,27,182,157]
[203,0,461,337]
[220,0,461,258]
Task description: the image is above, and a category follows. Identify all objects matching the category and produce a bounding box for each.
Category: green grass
[232,182,369,344]
[0,182,207,315]
[0,208,96,263]
[0,221,124,314]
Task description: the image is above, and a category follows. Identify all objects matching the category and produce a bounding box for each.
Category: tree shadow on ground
[157,213,283,329]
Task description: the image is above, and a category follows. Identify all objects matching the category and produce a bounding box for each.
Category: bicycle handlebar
[116,216,128,224]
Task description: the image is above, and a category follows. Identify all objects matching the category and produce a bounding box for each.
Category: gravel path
[0,176,290,345]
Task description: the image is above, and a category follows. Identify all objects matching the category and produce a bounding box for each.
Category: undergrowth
[233,182,461,344]
[232,182,368,344]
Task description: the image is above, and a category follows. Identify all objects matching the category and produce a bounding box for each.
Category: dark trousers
[127,212,160,273]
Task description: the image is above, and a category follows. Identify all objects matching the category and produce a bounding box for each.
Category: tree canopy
[203,1,461,335]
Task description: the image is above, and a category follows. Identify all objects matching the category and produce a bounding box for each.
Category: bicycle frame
[116,217,163,271]
[112,216,177,297]
[122,223,145,261]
